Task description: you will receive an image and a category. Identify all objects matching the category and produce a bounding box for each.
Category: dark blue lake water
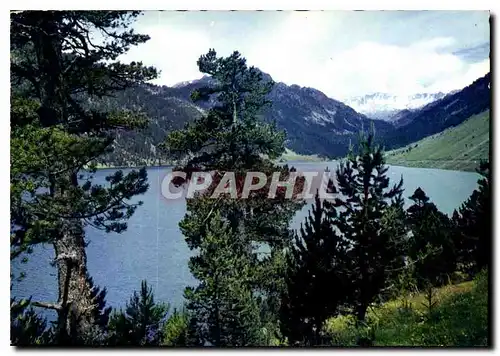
[11,161,481,320]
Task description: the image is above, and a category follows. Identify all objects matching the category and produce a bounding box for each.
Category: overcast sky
[121,10,491,100]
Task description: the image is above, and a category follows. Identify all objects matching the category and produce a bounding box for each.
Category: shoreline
[92,160,478,174]
[91,153,479,174]
[92,150,329,170]
[384,159,481,173]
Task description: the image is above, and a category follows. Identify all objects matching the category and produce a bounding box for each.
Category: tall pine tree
[333,130,406,324]
[164,49,304,345]
[184,211,263,346]
[280,191,350,346]
[10,11,157,343]
[452,160,491,277]
[108,280,169,346]
[407,187,456,289]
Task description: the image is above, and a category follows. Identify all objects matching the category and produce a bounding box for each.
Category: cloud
[243,12,341,91]
[320,40,489,99]
[121,11,490,99]
[249,34,489,100]
[321,40,465,98]
[123,24,213,86]
[425,58,490,93]
[240,14,489,100]
[410,36,457,51]
[270,11,336,46]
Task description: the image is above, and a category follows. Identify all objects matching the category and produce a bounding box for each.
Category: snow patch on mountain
[345,92,453,121]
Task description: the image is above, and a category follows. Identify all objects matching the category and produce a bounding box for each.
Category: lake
[11,161,481,320]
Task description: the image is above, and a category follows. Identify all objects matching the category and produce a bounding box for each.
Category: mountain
[385,110,490,172]
[345,92,450,121]
[264,83,392,157]
[168,75,396,157]
[167,74,394,156]
[92,71,490,167]
[92,84,206,167]
[382,72,491,150]
[95,72,392,166]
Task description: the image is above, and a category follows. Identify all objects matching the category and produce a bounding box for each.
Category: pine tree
[452,160,491,277]
[11,297,52,346]
[333,130,406,324]
[10,11,157,343]
[87,276,112,331]
[164,49,286,171]
[280,191,349,346]
[164,49,304,345]
[108,280,169,346]
[378,197,408,302]
[184,211,264,346]
[407,187,456,289]
[162,308,189,347]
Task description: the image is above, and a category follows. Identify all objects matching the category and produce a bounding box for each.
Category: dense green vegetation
[10,10,157,344]
[385,110,490,172]
[324,271,488,347]
[10,11,491,348]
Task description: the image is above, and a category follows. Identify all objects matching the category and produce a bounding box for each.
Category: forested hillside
[87,84,205,167]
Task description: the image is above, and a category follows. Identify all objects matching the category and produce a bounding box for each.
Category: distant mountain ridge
[93,70,491,167]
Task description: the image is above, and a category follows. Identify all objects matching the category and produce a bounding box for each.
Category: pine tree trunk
[314,323,321,346]
[53,220,96,343]
[233,98,237,124]
[310,315,323,346]
[34,20,98,343]
[213,273,221,346]
[356,304,367,323]
[355,304,371,347]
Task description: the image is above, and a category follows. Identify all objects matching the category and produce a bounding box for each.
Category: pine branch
[32,301,63,311]
[201,196,224,225]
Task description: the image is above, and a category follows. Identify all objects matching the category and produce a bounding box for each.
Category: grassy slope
[323,271,489,347]
[385,110,490,172]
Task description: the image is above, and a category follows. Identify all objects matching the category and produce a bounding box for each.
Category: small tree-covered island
[10,11,491,347]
